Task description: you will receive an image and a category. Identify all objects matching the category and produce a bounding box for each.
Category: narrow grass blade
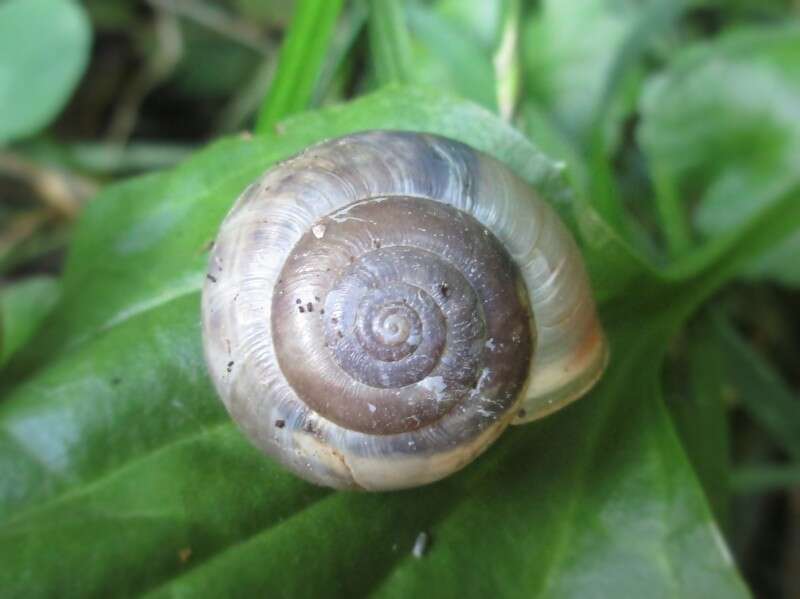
[368,0,413,85]
[255,0,344,133]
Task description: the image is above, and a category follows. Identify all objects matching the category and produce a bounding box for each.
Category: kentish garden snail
[202,131,607,491]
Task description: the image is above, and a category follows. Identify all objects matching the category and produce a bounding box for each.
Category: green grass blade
[368,0,413,85]
[669,316,731,524]
[255,0,344,133]
[493,0,521,120]
[731,464,800,494]
[713,313,800,461]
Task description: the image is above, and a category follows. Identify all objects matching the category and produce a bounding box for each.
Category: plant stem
[653,166,692,255]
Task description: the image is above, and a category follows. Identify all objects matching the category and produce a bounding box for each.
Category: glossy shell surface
[202,131,607,490]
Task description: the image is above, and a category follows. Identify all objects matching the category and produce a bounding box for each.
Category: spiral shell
[202,131,607,490]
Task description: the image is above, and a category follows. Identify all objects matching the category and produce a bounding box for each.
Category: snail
[201,130,607,491]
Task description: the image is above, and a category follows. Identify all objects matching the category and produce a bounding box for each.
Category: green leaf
[366,0,500,111]
[712,312,800,461]
[666,315,731,525]
[522,0,687,232]
[430,0,505,49]
[2,88,781,596]
[0,304,748,597]
[0,0,91,144]
[405,3,498,111]
[0,276,60,366]
[522,0,648,150]
[731,463,800,494]
[640,25,800,281]
[255,0,344,133]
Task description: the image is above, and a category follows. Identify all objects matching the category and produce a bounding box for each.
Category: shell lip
[512,328,609,425]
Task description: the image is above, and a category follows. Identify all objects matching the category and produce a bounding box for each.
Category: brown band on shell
[271,196,533,435]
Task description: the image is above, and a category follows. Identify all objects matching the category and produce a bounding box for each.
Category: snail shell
[202,131,607,491]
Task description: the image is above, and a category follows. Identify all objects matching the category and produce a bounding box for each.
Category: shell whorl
[202,131,607,490]
[272,196,532,437]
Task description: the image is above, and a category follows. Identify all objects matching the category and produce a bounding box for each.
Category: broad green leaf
[431,0,504,49]
[749,232,800,285]
[521,0,687,231]
[405,3,498,111]
[6,88,793,596]
[365,0,506,111]
[0,277,60,366]
[0,298,749,597]
[523,0,628,145]
[369,0,517,117]
[0,0,91,144]
[522,0,658,150]
[640,25,800,283]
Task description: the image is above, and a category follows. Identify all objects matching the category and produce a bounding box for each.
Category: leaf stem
[661,184,800,324]
[586,128,627,234]
[653,165,692,255]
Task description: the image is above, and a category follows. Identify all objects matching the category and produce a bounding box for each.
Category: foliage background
[1,0,800,597]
